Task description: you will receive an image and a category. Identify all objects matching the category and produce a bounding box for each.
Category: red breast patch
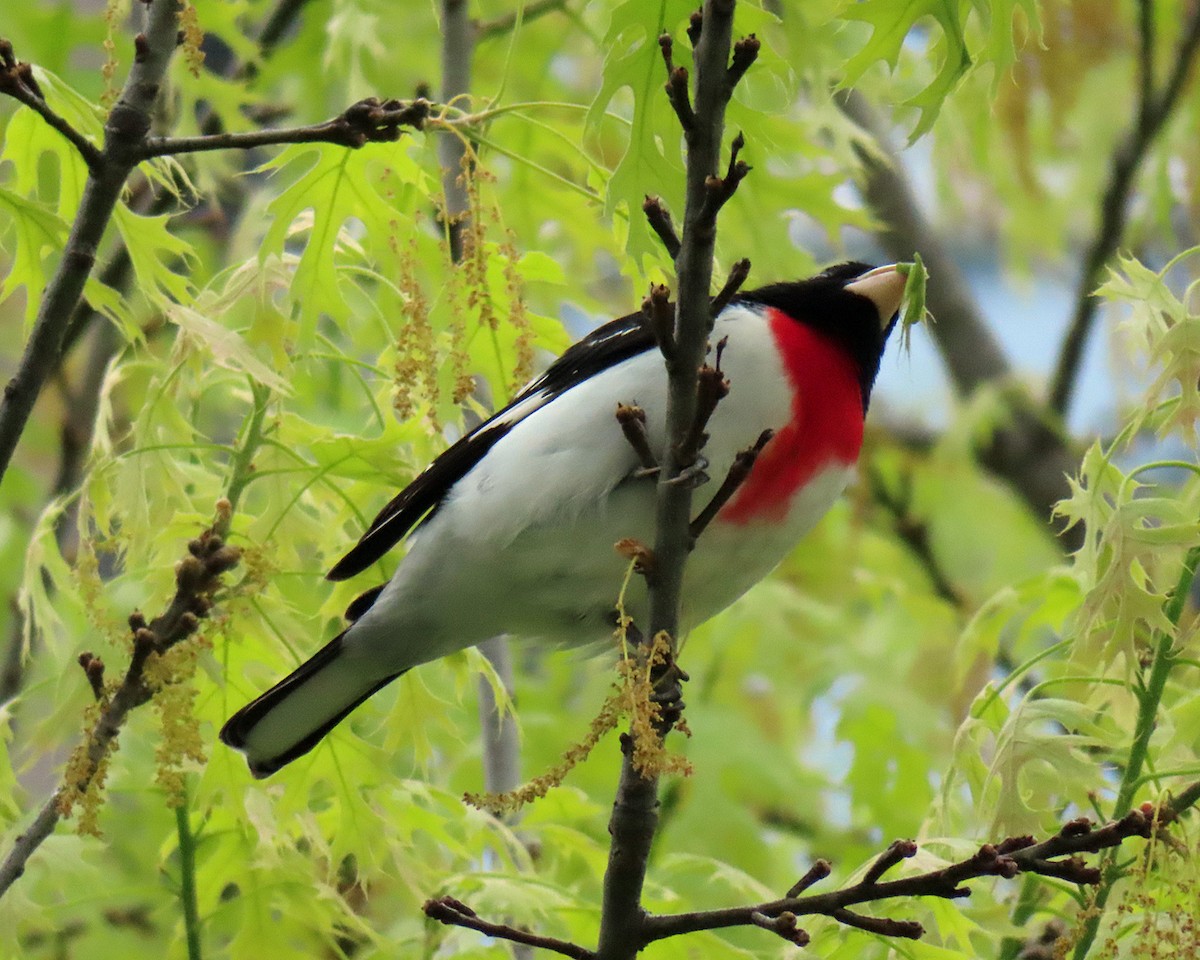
[720,307,864,524]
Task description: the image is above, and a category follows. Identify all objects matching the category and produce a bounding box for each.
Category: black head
[736,261,903,410]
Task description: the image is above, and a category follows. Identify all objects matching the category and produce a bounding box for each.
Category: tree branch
[838,89,1081,547]
[687,429,772,543]
[642,195,682,260]
[866,464,964,607]
[0,0,182,496]
[0,40,103,170]
[708,257,750,317]
[0,0,311,713]
[424,896,595,960]
[596,4,750,958]
[475,0,570,43]
[0,388,270,901]
[1048,1,1200,415]
[136,97,430,158]
[640,800,1198,948]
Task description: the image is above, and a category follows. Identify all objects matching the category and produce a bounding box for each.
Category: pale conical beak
[845,264,905,329]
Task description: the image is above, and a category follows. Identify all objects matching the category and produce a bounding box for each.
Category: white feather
[345,303,851,672]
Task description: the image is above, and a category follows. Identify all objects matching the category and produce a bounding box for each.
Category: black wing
[326,309,654,582]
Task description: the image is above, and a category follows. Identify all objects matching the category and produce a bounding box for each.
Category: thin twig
[698,131,749,220]
[659,34,695,131]
[137,97,430,158]
[687,429,772,543]
[709,257,750,317]
[616,404,659,473]
[642,196,682,260]
[676,358,730,465]
[0,41,104,170]
[640,800,1198,948]
[1048,1,1200,415]
[475,0,570,42]
[726,34,760,88]
[641,283,676,362]
[424,896,595,960]
[785,860,831,898]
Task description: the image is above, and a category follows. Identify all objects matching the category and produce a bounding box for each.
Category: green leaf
[258,140,431,348]
[113,204,196,307]
[0,187,69,326]
[586,0,694,266]
[842,0,972,141]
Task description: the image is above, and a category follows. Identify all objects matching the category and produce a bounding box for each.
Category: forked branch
[638,800,1198,949]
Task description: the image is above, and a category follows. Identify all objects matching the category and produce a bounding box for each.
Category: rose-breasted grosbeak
[221,261,905,777]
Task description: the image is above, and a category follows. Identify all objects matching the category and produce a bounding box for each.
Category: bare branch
[641,282,676,362]
[709,257,750,317]
[676,357,730,466]
[616,404,660,473]
[642,196,682,260]
[749,910,809,946]
[77,652,106,701]
[660,34,695,131]
[687,429,772,543]
[699,131,749,220]
[0,40,103,170]
[639,800,1196,949]
[597,7,750,956]
[137,97,430,159]
[831,908,923,939]
[0,514,246,899]
[726,34,760,88]
[475,0,570,42]
[861,838,918,885]
[425,896,596,960]
[1048,1,1200,415]
[785,859,831,898]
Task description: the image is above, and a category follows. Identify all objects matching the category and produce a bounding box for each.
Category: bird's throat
[719,308,864,524]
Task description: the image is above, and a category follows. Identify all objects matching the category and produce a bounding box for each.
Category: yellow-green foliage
[1,3,1199,960]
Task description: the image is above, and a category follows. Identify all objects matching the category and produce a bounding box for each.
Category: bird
[220,261,907,777]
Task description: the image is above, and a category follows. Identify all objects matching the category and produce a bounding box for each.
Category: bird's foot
[651,658,690,728]
[667,456,710,488]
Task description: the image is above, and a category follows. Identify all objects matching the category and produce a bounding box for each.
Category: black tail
[220,631,404,778]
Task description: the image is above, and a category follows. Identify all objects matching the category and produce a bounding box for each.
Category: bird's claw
[650,661,690,728]
[667,456,710,488]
